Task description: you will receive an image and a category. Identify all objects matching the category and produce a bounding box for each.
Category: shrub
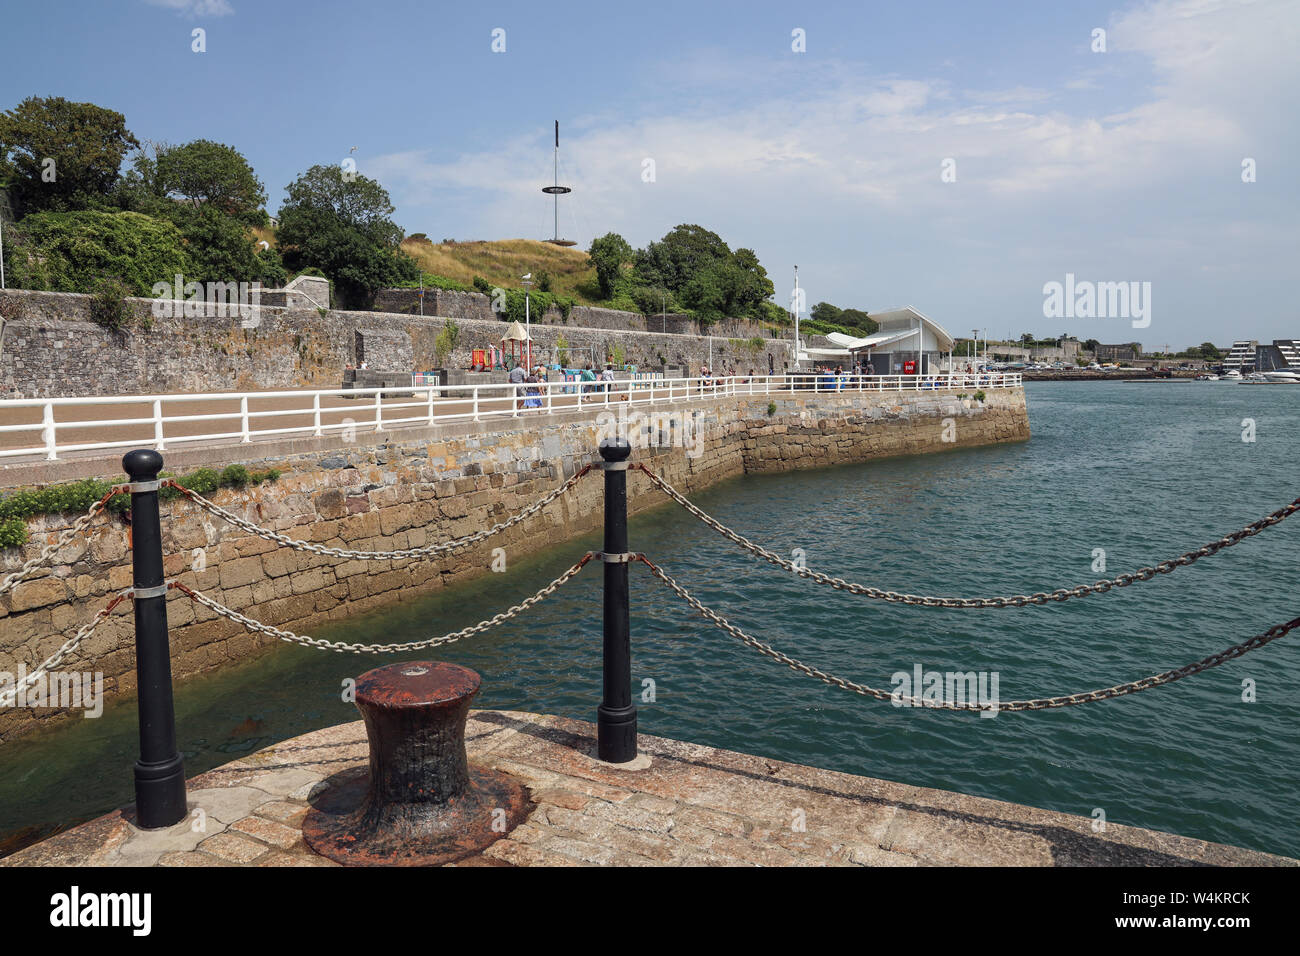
[2,210,191,295]
[0,517,27,548]
[472,275,492,293]
[535,270,552,293]
[767,401,777,417]
[434,319,460,367]
[87,277,135,332]
[974,390,986,402]
[219,464,250,487]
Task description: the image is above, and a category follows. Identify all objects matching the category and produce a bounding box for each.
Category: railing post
[374,391,384,432]
[597,438,637,763]
[240,396,250,443]
[152,399,165,451]
[42,402,57,461]
[123,449,187,829]
[314,393,323,437]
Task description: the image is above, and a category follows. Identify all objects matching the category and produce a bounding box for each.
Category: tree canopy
[0,96,138,214]
[276,164,417,308]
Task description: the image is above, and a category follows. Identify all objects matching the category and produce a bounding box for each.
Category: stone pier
[5,711,1290,867]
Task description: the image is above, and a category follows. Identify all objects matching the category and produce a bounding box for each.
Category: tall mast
[541,121,575,246]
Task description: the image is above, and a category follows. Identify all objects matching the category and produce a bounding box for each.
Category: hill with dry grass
[400,237,600,302]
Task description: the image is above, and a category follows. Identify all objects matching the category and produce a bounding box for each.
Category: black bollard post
[123,450,187,828]
[596,438,637,762]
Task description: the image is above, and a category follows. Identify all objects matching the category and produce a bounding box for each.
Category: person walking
[509,361,528,410]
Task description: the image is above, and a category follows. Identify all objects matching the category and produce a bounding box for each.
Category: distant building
[1095,343,1141,362]
[1222,340,1258,372]
[1255,339,1300,372]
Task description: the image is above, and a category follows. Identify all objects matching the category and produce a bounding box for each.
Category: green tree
[276,164,416,308]
[0,97,138,214]
[837,309,877,334]
[1199,341,1222,360]
[810,302,843,324]
[176,206,285,287]
[151,139,267,224]
[635,224,732,292]
[587,232,632,298]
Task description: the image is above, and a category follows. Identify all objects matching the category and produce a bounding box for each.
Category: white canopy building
[798,306,957,374]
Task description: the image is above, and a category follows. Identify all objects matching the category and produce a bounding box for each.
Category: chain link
[635,554,1300,712]
[0,486,126,599]
[168,552,594,654]
[0,589,132,708]
[164,465,593,561]
[635,465,1299,609]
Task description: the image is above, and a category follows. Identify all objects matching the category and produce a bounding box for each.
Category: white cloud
[368,0,1297,339]
[142,0,234,16]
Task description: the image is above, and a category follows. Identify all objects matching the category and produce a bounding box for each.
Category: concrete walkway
[5,711,1293,867]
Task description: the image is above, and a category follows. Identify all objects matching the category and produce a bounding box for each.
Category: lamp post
[521,273,533,369]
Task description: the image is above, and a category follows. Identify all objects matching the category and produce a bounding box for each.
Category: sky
[2,0,1297,348]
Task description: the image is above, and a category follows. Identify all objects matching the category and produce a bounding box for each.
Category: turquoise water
[2,381,1297,857]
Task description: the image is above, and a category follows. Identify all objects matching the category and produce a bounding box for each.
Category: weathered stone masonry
[0,289,798,399]
[0,387,1029,741]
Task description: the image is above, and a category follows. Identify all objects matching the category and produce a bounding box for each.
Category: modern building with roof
[1255,339,1300,372]
[1222,340,1258,372]
[799,305,957,374]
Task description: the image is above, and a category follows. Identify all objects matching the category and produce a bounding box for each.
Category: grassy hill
[399,237,600,302]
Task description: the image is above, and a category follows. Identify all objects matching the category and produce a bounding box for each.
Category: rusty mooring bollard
[303,661,530,866]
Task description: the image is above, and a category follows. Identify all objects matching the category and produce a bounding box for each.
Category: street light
[521,273,533,369]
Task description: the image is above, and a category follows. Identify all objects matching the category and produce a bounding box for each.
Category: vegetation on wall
[0,464,281,550]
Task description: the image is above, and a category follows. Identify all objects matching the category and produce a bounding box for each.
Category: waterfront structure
[1255,339,1300,372]
[1095,343,1141,362]
[806,305,957,373]
[1222,340,1258,373]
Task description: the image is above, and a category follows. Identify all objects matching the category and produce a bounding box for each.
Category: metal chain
[0,486,126,599]
[635,554,1300,712]
[165,464,594,561]
[635,465,1299,609]
[168,552,594,654]
[0,589,133,708]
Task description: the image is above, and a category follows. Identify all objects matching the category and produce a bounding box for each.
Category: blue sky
[3,0,1297,346]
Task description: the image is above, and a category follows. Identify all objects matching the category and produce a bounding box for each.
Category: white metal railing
[0,372,1020,462]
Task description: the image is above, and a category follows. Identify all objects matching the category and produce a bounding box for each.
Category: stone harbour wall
[0,289,795,399]
[0,386,1029,741]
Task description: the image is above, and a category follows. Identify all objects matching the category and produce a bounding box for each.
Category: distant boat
[1195,373,1220,381]
[1262,370,1300,383]
[1221,369,1244,381]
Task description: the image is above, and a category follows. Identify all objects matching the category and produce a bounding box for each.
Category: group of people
[508,362,548,409]
[508,361,625,409]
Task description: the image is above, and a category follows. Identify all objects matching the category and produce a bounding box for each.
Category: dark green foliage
[805,302,877,336]
[169,206,286,288]
[0,97,139,214]
[587,232,633,298]
[277,164,418,309]
[472,275,492,293]
[153,140,267,224]
[3,210,191,295]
